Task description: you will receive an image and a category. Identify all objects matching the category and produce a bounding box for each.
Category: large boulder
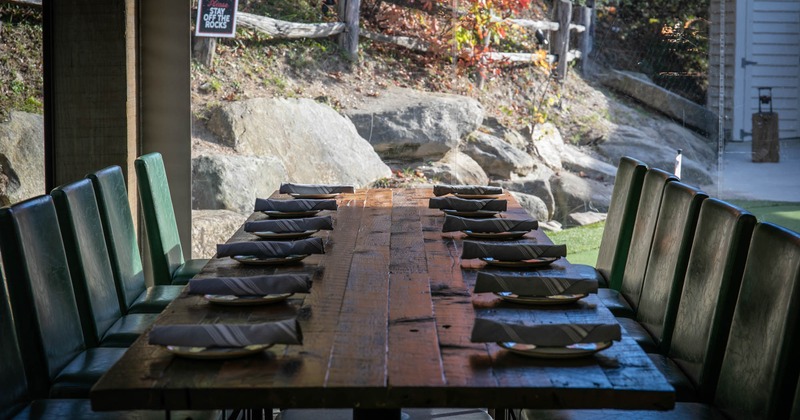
[492,165,557,219]
[596,123,714,186]
[510,191,550,222]
[207,97,391,186]
[345,88,484,160]
[0,112,44,205]
[416,149,489,186]
[462,132,534,178]
[191,210,249,259]
[531,123,564,170]
[192,153,287,212]
[550,171,613,223]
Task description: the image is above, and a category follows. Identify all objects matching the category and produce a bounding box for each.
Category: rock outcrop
[345,88,484,160]
[207,97,391,188]
[192,153,287,212]
[0,112,45,205]
[191,210,249,259]
[462,131,534,178]
[416,149,489,186]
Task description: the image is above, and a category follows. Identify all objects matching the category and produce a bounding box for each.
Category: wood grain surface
[90,188,674,411]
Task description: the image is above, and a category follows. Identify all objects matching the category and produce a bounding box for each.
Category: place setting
[216,236,325,266]
[148,318,303,360]
[244,215,333,240]
[433,184,504,200]
[461,240,567,269]
[255,197,338,219]
[473,271,598,306]
[187,273,312,306]
[280,182,355,199]
[470,318,621,359]
[442,214,538,240]
[428,196,508,218]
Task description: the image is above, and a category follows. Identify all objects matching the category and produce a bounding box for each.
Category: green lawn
[550,200,800,266]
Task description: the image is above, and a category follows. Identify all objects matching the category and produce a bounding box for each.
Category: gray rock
[345,88,484,160]
[531,123,564,170]
[417,149,489,186]
[560,143,618,182]
[480,117,529,151]
[0,112,44,205]
[600,70,717,135]
[207,98,391,186]
[492,165,556,219]
[538,220,562,232]
[191,210,249,259]
[192,153,287,212]
[463,132,534,178]
[510,191,550,222]
[568,211,608,226]
[595,124,714,185]
[550,171,613,223]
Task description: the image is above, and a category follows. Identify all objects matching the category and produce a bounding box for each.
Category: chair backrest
[87,166,146,313]
[618,167,677,309]
[595,156,647,290]
[635,182,707,353]
[52,179,124,347]
[714,222,800,419]
[0,268,31,418]
[0,195,87,398]
[667,199,756,401]
[135,152,185,285]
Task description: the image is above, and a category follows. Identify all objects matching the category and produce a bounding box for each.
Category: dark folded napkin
[254,198,338,212]
[433,185,503,197]
[216,237,325,258]
[442,215,538,233]
[279,183,355,194]
[188,274,312,296]
[461,240,567,261]
[428,197,507,212]
[470,318,621,346]
[244,216,333,233]
[149,318,303,348]
[474,272,598,296]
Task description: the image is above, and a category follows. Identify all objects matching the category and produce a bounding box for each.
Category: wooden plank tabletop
[90,188,674,411]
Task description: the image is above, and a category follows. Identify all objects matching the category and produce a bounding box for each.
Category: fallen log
[237,12,345,39]
[361,30,429,52]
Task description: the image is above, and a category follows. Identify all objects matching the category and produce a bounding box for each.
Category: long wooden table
[90,188,674,415]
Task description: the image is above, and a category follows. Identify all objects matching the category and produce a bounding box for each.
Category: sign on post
[195,0,239,38]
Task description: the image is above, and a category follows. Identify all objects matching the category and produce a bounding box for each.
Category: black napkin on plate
[279,183,355,194]
[244,216,334,233]
[149,318,303,347]
[470,318,621,346]
[461,240,567,261]
[216,237,325,258]
[428,197,507,212]
[474,272,598,296]
[255,198,338,212]
[442,215,538,233]
[433,185,503,197]
[188,274,312,296]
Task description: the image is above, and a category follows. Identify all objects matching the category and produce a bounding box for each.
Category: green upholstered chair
[135,152,208,285]
[597,167,677,318]
[656,199,756,402]
[88,166,183,314]
[519,221,800,419]
[573,156,647,289]
[617,182,707,355]
[51,179,158,347]
[0,195,126,398]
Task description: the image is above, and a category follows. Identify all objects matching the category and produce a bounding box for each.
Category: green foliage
[0,5,44,117]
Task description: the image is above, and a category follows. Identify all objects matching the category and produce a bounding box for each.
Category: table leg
[353,408,402,420]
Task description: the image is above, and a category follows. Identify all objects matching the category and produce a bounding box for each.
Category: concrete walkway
[716,139,800,202]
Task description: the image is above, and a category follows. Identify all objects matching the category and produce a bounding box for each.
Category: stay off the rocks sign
[196,0,239,37]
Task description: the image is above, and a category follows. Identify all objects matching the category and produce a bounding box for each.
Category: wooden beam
[551,0,572,79]
[506,19,559,31]
[236,12,345,38]
[361,30,429,52]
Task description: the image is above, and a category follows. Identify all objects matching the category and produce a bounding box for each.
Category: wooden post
[579,3,593,76]
[192,37,216,67]
[752,112,780,162]
[552,0,572,80]
[338,0,360,60]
